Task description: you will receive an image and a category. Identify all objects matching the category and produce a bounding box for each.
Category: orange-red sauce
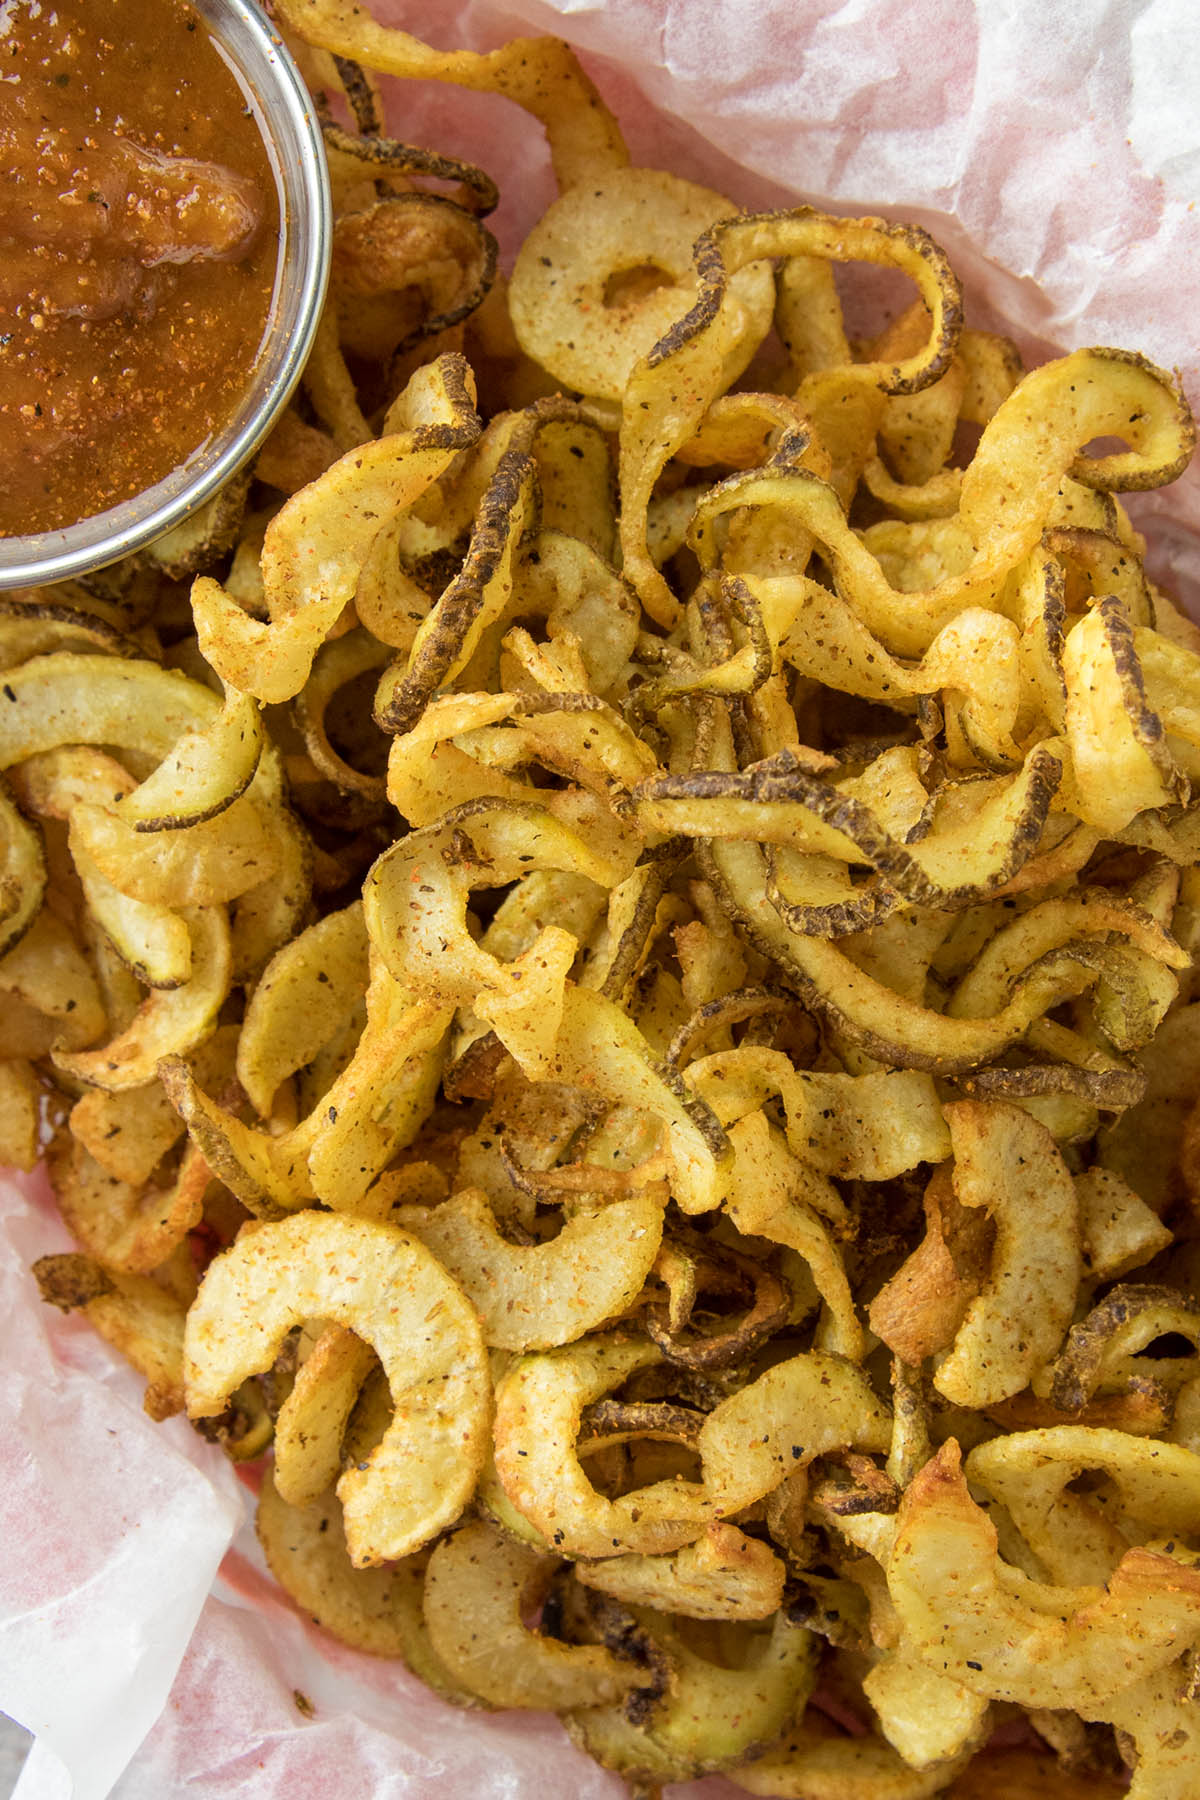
[0,0,281,536]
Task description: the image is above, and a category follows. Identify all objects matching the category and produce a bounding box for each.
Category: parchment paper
[3,1,1199,1792]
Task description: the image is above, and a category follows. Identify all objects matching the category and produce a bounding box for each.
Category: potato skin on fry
[256,1473,484,1703]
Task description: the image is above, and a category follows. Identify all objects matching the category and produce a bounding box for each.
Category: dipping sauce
[0,0,281,536]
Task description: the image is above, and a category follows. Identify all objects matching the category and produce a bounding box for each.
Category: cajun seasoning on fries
[16,2,1200,1791]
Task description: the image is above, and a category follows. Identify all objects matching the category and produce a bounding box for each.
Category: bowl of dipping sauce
[0,0,331,588]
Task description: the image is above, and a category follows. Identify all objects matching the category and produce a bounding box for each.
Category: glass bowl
[0,0,332,592]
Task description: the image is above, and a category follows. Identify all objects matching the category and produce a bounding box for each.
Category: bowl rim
[0,0,332,593]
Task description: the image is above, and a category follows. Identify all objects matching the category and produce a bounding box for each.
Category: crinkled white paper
[0,1170,242,1800]
[3,1,1199,1792]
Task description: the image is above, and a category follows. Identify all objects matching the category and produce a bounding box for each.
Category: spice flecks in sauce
[0,0,280,535]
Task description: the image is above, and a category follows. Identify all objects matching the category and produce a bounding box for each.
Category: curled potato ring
[492,1335,714,1557]
[509,167,775,403]
[185,1211,491,1565]
[423,1518,647,1709]
[887,1441,1200,1712]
